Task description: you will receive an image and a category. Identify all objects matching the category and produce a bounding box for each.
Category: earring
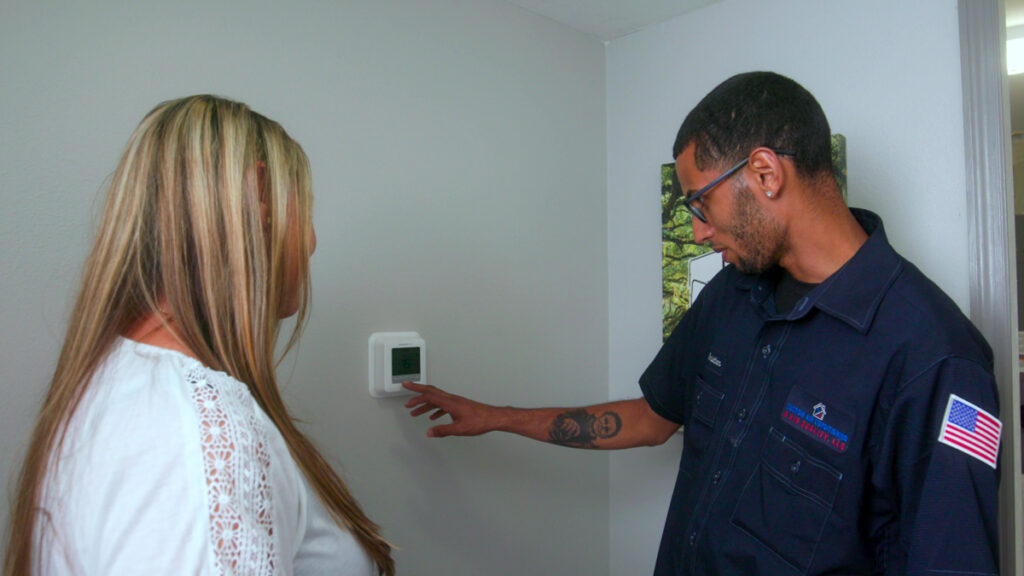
[766,190,774,198]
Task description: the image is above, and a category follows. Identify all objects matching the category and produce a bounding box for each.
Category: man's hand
[403,382,501,438]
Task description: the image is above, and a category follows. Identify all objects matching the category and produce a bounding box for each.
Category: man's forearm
[496,398,679,449]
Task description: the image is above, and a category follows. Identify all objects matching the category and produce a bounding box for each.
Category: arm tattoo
[548,409,622,448]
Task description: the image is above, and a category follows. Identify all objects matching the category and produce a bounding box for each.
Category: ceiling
[501,0,721,41]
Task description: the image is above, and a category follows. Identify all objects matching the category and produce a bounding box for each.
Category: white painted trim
[959,1,1023,574]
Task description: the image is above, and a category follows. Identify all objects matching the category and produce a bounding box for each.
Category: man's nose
[692,215,713,243]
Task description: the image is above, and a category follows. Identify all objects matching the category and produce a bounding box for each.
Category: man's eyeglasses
[682,149,796,223]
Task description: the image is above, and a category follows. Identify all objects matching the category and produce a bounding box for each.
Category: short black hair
[673,72,832,179]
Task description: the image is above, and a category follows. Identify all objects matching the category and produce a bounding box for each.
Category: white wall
[605,1,969,573]
[0,1,609,574]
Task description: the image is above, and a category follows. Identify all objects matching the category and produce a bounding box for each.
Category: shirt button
[761,344,772,357]
[712,470,722,484]
[737,408,748,421]
[689,532,698,546]
[791,460,802,474]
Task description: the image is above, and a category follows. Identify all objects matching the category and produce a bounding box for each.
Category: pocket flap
[762,428,842,509]
[693,378,725,428]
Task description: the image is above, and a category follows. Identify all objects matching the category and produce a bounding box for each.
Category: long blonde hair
[4,95,394,575]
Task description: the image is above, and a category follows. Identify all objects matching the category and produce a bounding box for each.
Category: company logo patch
[706,352,722,368]
[781,386,854,453]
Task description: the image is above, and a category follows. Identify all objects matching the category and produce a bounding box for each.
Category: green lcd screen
[391,346,420,378]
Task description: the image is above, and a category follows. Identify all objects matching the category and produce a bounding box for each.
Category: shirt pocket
[693,377,725,427]
[731,427,842,574]
[681,377,725,479]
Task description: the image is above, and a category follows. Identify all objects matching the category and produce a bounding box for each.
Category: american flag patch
[937,394,1001,469]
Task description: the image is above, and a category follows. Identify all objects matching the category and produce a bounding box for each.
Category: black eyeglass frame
[682,149,796,223]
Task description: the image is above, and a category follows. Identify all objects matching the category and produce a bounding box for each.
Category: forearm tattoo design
[548,409,622,447]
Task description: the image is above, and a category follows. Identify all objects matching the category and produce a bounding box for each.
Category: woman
[4,96,394,575]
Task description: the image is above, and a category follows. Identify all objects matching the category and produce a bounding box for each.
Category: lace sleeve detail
[187,366,277,575]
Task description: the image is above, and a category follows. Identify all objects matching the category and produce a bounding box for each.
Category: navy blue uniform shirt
[640,209,1001,575]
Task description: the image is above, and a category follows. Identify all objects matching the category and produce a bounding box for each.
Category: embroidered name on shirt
[707,352,722,368]
[781,386,854,453]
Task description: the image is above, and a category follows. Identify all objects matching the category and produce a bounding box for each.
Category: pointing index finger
[402,381,429,392]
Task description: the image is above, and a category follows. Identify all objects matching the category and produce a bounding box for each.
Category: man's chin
[731,255,769,276]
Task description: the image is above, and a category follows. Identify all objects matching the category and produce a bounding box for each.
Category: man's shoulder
[876,257,993,367]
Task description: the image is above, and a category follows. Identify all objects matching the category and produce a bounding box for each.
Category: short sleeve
[186,366,279,575]
[876,356,1001,575]
[638,290,707,425]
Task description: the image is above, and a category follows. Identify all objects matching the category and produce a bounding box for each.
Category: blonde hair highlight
[4,95,394,575]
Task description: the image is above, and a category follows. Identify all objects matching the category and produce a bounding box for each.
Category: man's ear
[748,148,786,198]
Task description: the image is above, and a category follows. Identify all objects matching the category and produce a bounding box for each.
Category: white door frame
[959,1,1023,574]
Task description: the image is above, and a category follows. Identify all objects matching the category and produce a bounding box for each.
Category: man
[405,71,1001,575]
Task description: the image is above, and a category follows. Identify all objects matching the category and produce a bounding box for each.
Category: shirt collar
[738,208,903,333]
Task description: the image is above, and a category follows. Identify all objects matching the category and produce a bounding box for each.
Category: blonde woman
[4,95,394,575]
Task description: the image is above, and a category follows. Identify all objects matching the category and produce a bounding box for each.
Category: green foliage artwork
[661,134,848,341]
[661,164,713,341]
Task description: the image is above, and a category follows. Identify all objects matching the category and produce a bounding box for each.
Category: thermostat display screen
[391,347,421,378]
[369,332,424,397]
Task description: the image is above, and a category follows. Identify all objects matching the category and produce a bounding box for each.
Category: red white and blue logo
[812,403,827,421]
[937,394,1001,469]
[781,387,853,453]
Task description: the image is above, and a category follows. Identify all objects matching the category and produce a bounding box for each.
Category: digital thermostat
[368,332,425,398]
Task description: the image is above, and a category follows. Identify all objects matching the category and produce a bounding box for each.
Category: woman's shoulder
[55,338,272,489]
[70,338,255,443]
[80,337,275,472]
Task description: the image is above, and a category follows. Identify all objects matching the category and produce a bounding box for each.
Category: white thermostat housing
[368,332,425,398]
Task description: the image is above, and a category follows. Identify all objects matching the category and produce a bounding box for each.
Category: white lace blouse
[37,337,374,575]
